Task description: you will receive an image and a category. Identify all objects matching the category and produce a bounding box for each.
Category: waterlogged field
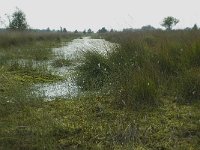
[0,31,200,149]
[33,37,115,100]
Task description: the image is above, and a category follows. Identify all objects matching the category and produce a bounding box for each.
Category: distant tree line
[0,8,199,32]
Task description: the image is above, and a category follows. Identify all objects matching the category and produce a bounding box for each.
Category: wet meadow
[0,30,199,149]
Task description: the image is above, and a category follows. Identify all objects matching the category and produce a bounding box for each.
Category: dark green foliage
[155,46,183,76]
[188,42,200,67]
[113,71,158,109]
[87,28,93,34]
[161,16,179,30]
[8,8,28,31]
[192,24,198,30]
[98,27,108,33]
[76,51,110,91]
[179,69,200,103]
[133,74,158,106]
[107,42,158,108]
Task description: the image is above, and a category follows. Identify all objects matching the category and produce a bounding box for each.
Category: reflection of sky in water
[53,37,115,59]
[34,80,78,100]
[34,37,115,100]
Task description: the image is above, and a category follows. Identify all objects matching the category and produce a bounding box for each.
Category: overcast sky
[0,0,200,31]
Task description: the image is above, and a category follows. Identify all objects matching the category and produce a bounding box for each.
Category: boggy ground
[0,31,200,150]
[1,94,199,149]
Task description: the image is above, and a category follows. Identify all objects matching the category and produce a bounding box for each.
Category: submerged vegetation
[0,29,200,149]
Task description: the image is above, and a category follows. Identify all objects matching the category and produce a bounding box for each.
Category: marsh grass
[68,31,200,148]
[0,31,77,84]
[76,50,111,91]
[7,61,62,83]
[0,32,79,149]
[1,30,200,149]
[178,68,200,103]
[0,31,76,48]
[1,94,199,149]
[52,58,72,68]
[0,40,58,63]
[0,68,43,117]
[77,30,200,108]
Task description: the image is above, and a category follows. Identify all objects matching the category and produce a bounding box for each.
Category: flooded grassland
[0,33,199,150]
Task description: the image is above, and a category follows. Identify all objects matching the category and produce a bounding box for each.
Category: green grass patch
[0,95,199,149]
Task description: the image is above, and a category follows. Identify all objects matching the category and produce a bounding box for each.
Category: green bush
[76,51,111,91]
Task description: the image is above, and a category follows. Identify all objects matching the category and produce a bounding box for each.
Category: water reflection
[34,80,78,99]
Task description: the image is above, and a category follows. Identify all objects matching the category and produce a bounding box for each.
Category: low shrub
[76,51,111,91]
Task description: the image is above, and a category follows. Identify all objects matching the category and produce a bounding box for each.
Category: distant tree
[192,24,198,30]
[8,8,28,31]
[98,27,108,33]
[87,28,93,34]
[63,28,67,32]
[141,25,155,31]
[74,30,78,33]
[46,27,50,31]
[83,30,86,34]
[161,16,179,30]
[110,29,114,32]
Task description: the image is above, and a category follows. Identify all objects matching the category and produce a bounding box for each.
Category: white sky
[0,0,200,31]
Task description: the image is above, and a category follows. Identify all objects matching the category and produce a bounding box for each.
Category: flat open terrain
[0,31,200,149]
